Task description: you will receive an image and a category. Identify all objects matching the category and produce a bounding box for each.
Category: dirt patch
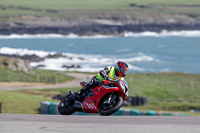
[23,90,60,97]
[0,82,50,87]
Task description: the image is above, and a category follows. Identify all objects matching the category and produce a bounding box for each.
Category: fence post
[191,81,194,88]
[155,78,158,84]
[24,75,26,81]
[7,73,11,82]
[177,82,180,88]
[0,102,2,113]
[130,77,133,83]
[37,75,40,82]
[54,73,57,84]
[166,80,168,86]
[87,74,89,82]
[45,76,48,82]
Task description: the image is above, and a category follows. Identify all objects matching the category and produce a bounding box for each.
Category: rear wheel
[99,94,123,116]
[58,95,76,115]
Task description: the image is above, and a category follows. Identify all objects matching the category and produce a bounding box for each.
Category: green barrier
[48,102,57,115]
[114,108,123,115]
[162,113,172,116]
[79,112,88,115]
[41,101,190,116]
[146,110,156,116]
[130,109,139,116]
[179,113,188,116]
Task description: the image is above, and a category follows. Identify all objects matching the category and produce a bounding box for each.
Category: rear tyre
[58,95,76,115]
[99,95,123,116]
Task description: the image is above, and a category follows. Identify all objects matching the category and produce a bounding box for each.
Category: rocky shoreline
[0,55,34,74]
[0,53,82,70]
[1,22,200,36]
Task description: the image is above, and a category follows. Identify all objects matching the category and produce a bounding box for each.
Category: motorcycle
[58,77,128,116]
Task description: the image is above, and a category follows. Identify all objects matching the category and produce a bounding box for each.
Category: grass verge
[0,87,78,114]
[0,68,74,83]
[1,0,200,25]
[1,0,200,9]
[0,72,200,114]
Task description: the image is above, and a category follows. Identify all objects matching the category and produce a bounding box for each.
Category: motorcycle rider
[70,61,128,100]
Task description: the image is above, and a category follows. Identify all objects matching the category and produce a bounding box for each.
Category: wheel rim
[101,94,117,112]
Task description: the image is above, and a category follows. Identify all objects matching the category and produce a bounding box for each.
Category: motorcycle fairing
[82,85,119,113]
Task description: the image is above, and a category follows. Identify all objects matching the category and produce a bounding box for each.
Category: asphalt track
[0,114,200,133]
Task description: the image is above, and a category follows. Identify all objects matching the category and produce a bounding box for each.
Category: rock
[35,64,46,68]
[46,54,67,59]
[1,23,200,35]
[62,64,81,69]
[62,65,75,69]
[19,54,43,62]
[129,3,147,8]
[78,57,84,60]
[0,54,43,62]
[0,56,35,74]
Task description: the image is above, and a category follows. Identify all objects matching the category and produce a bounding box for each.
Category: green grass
[0,67,74,83]
[1,72,200,114]
[0,0,200,9]
[0,90,57,114]
[0,87,77,114]
[126,73,200,111]
[1,0,200,24]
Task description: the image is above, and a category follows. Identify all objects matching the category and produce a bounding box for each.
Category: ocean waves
[0,47,159,72]
[0,33,113,39]
[0,47,56,58]
[0,30,200,39]
[124,30,200,37]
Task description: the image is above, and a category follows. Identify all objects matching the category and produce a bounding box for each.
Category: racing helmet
[115,61,128,77]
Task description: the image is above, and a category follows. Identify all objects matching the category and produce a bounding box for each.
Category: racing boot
[74,101,82,109]
[75,86,86,100]
[69,90,77,101]
[69,87,85,101]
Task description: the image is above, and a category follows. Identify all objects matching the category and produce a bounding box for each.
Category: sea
[0,30,200,74]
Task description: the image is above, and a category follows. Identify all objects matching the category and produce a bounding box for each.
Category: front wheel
[99,95,123,116]
[58,95,76,115]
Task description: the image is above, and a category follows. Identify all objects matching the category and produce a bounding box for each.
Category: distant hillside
[0,0,200,35]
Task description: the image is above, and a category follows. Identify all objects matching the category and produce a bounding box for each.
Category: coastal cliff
[0,2,200,35]
[1,22,200,36]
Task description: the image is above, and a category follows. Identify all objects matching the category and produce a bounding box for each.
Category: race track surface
[0,114,200,133]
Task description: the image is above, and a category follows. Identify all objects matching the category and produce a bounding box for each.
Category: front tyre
[58,95,76,115]
[99,95,123,116]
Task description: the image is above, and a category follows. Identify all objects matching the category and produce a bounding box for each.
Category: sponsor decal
[85,102,97,109]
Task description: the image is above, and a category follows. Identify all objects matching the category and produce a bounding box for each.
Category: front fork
[104,93,116,105]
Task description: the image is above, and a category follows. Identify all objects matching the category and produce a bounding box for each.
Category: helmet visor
[119,67,128,76]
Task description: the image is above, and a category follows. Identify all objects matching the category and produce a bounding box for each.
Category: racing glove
[105,77,115,82]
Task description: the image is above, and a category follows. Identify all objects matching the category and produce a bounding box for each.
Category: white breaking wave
[160,68,170,72]
[122,55,160,63]
[0,47,56,58]
[0,30,200,39]
[0,33,113,39]
[0,47,158,72]
[124,30,200,37]
[30,57,147,72]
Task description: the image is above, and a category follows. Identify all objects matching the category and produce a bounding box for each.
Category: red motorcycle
[58,77,128,116]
